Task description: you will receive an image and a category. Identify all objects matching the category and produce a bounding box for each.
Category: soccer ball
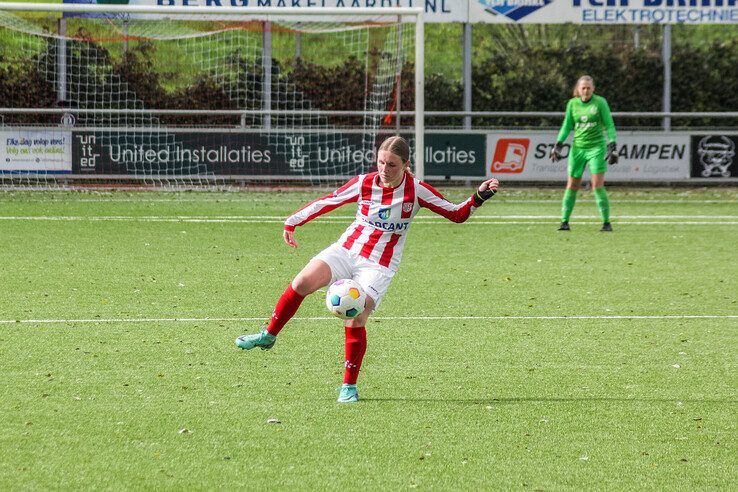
[325,279,366,320]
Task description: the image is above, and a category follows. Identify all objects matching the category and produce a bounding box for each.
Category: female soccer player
[236,136,499,403]
[549,75,618,231]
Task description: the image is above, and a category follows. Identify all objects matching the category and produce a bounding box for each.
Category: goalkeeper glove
[475,189,496,202]
[549,142,564,163]
[606,142,619,165]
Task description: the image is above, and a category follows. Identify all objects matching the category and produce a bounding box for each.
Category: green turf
[0,188,736,489]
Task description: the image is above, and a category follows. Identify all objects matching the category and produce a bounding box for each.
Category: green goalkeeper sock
[594,187,610,223]
[561,188,578,222]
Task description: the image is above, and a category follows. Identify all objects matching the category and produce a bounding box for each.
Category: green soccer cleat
[337,384,359,403]
[235,329,276,350]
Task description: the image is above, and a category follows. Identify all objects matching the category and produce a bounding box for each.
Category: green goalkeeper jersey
[556,95,617,149]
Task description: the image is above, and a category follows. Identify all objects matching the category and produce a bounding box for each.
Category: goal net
[0,3,424,189]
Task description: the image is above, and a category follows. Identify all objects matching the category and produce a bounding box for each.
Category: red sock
[266,284,305,336]
[343,326,367,385]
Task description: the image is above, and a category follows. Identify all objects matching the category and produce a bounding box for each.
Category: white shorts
[313,243,394,309]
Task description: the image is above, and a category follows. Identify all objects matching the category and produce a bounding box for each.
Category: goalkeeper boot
[337,384,359,403]
[235,328,276,350]
[558,221,570,231]
[600,222,613,232]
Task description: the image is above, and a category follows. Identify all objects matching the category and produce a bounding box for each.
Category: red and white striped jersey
[285,172,485,273]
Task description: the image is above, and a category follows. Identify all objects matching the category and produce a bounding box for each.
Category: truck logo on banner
[694,135,735,178]
[491,138,529,173]
[477,0,554,21]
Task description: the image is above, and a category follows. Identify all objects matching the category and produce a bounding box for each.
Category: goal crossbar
[0,3,423,17]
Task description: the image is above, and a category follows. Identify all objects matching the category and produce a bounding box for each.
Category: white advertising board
[0,131,73,174]
[106,0,468,22]
[93,0,738,23]
[486,131,689,181]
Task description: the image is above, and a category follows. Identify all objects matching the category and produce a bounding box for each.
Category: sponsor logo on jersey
[477,0,553,21]
[491,138,529,173]
[575,121,597,130]
[378,207,391,220]
[362,218,410,232]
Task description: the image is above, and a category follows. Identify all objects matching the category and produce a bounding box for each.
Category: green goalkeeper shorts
[568,143,607,178]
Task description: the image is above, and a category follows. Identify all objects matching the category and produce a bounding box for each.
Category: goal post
[0,2,424,188]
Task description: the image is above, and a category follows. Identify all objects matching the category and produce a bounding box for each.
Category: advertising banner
[70,130,486,177]
[424,133,486,177]
[71,0,468,23]
[0,131,72,174]
[67,0,738,24]
[471,0,738,24]
[690,134,738,178]
[486,132,690,181]
[72,131,294,175]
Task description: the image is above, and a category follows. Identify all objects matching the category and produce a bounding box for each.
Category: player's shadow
[361,396,737,404]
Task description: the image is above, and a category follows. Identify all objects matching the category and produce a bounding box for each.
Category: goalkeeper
[549,75,618,232]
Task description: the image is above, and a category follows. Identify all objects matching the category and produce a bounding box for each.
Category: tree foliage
[2,37,738,128]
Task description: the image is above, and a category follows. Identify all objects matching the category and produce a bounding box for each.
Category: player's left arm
[418,178,499,223]
[600,98,619,164]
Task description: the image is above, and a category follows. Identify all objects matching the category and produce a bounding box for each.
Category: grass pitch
[0,187,736,489]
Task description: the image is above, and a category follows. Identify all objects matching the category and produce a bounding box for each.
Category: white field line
[0,215,737,225]
[0,217,738,226]
[1,315,736,325]
[1,197,736,204]
[2,214,737,219]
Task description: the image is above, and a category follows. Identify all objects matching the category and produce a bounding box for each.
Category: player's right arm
[550,99,574,162]
[556,99,575,144]
[283,176,361,248]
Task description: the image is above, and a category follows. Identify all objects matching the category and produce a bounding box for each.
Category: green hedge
[2,38,737,128]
